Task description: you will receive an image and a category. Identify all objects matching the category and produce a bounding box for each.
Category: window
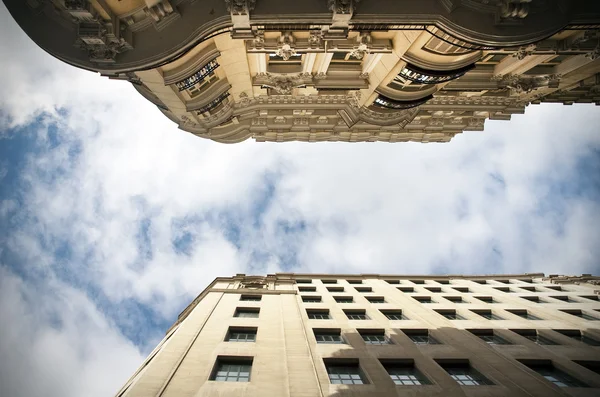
[324,360,368,385]
[359,330,392,345]
[495,280,511,284]
[307,309,330,319]
[453,287,469,293]
[436,310,465,320]
[506,309,541,320]
[327,286,344,292]
[573,361,600,376]
[521,296,542,303]
[321,279,337,284]
[512,330,558,345]
[561,310,599,320]
[473,280,487,284]
[475,296,496,303]
[175,59,219,93]
[411,280,426,284]
[425,287,441,293]
[554,330,600,346]
[551,296,574,302]
[314,329,344,344]
[472,310,504,320]
[296,279,312,284]
[414,296,433,303]
[226,327,257,342]
[520,286,537,292]
[405,330,440,345]
[385,279,400,284]
[381,360,431,385]
[398,63,474,84]
[347,279,362,284]
[329,51,362,64]
[579,295,599,301]
[355,287,372,293]
[445,296,465,303]
[195,92,230,115]
[366,296,385,304]
[302,296,322,303]
[210,357,252,382]
[298,286,316,292]
[374,94,433,110]
[494,287,509,292]
[519,360,588,388]
[469,330,511,345]
[234,308,259,318]
[381,310,408,320]
[545,285,562,291]
[435,279,450,285]
[344,310,369,320]
[398,287,414,293]
[240,295,261,301]
[517,279,533,283]
[334,296,354,303]
[437,361,494,386]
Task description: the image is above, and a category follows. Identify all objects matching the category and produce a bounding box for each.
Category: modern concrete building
[115,273,600,396]
[5,1,600,143]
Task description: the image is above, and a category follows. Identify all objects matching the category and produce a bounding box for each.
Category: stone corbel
[499,0,532,19]
[349,32,371,60]
[143,0,179,31]
[325,0,359,38]
[226,0,257,38]
[275,32,297,61]
[512,44,536,60]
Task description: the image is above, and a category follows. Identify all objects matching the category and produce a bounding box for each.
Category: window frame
[234,307,260,318]
[324,359,369,385]
[210,356,253,382]
[307,309,331,320]
[225,327,258,342]
[437,360,494,386]
[381,359,432,385]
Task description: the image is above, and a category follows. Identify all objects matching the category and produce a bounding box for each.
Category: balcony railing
[176,60,219,91]
[373,94,433,110]
[195,92,230,115]
[398,63,474,85]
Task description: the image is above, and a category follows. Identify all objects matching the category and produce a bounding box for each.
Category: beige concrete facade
[5,1,600,143]
[116,273,600,397]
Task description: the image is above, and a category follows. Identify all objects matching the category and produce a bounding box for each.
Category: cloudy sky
[1,5,599,397]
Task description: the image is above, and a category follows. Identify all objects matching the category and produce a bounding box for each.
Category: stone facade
[115,272,600,396]
[5,1,600,143]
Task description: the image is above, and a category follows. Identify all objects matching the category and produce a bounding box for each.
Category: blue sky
[1,5,600,397]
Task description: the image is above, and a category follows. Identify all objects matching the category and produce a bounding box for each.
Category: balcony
[175,60,219,92]
[195,92,230,115]
[373,94,433,110]
[397,63,475,85]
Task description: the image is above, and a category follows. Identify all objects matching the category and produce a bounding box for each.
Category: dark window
[469,330,511,345]
[414,296,433,303]
[472,310,504,320]
[520,286,537,292]
[411,280,426,284]
[314,329,344,344]
[226,327,257,342]
[435,279,450,285]
[360,330,392,345]
[298,286,316,292]
[398,287,414,293]
[344,310,369,320]
[385,279,400,284]
[519,360,588,388]
[234,308,259,318]
[475,296,496,303]
[296,279,312,284]
[551,296,573,302]
[347,279,362,284]
[561,310,599,320]
[545,285,562,291]
[398,63,474,84]
[445,296,465,303]
[210,357,253,382]
[512,330,558,345]
[366,296,385,303]
[554,330,600,346]
[496,280,511,284]
[302,296,322,303]
[327,287,344,292]
[325,360,368,385]
[453,287,469,293]
[405,330,440,345]
[494,287,509,292]
[307,309,330,319]
[573,361,600,376]
[437,361,494,386]
[506,310,541,320]
[374,94,433,110]
[436,310,465,320]
[175,59,219,91]
[579,295,599,301]
[355,287,372,293]
[334,296,354,303]
[521,296,542,303]
[473,280,487,284]
[322,279,337,284]
[240,295,261,301]
[381,310,408,320]
[381,361,431,385]
[425,287,442,293]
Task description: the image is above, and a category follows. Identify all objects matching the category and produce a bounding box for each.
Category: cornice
[162,45,220,85]
[185,79,231,111]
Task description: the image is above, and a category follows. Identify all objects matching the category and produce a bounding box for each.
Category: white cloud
[1,3,600,397]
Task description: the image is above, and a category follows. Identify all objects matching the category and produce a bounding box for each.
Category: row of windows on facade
[223,324,600,347]
[209,356,596,388]
[296,277,566,288]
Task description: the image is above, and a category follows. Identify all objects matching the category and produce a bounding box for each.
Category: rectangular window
[322,279,337,284]
[437,360,494,386]
[360,330,391,345]
[436,310,465,320]
[554,330,600,346]
[385,279,400,284]
[344,310,369,320]
[210,357,253,382]
[473,280,487,284]
[404,330,439,345]
[355,287,372,293]
[545,285,562,291]
[298,286,316,292]
[327,287,344,292]
[302,296,322,303]
[521,296,542,303]
[472,310,504,320]
[296,279,312,284]
[324,360,368,384]
[506,309,541,320]
[334,296,354,303]
[469,330,511,345]
[475,296,495,303]
[381,310,408,320]
[240,295,261,301]
[366,296,385,303]
[414,296,433,303]
[518,360,588,388]
[425,287,442,293]
[435,279,450,284]
[573,361,600,376]
[512,330,557,345]
[445,296,465,303]
[226,327,257,342]
[411,280,426,284]
[314,329,344,344]
[561,310,599,320]
[494,287,509,292]
[347,279,362,284]
[398,287,414,293]
[520,286,537,292]
[453,287,469,293]
[579,295,599,301]
[234,308,259,318]
[495,280,511,284]
[381,360,431,385]
[307,309,330,320]
[551,296,573,302]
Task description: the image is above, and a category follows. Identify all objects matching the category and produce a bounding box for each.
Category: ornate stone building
[5,1,600,143]
[114,273,600,396]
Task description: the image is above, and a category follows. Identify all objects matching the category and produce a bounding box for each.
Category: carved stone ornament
[346,91,361,108]
[144,0,175,22]
[328,0,359,14]
[262,74,305,94]
[349,33,371,60]
[493,74,555,94]
[499,0,531,19]
[275,32,297,61]
[308,29,323,46]
[237,91,252,107]
[225,0,256,15]
[512,44,536,60]
[239,276,268,289]
[585,46,600,60]
[74,22,133,64]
